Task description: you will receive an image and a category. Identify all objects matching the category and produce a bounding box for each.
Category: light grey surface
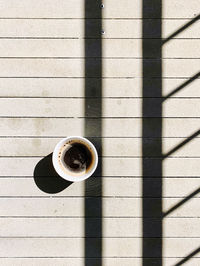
[0,0,199,265]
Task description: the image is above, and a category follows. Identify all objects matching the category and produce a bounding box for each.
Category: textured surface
[0,0,199,265]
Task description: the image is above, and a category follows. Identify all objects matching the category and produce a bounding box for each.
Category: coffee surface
[63,143,92,173]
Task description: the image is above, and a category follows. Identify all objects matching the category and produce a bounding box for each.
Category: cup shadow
[33,153,72,194]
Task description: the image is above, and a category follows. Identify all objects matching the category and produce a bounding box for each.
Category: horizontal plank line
[1,156,200,158]
[1,258,200,260]
[0,77,199,80]
[0,257,150,259]
[0,176,200,178]
[0,96,199,99]
[0,256,199,259]
[0,216,199,219]
[0,17,196,20]
[0,77,199,79]
[0,216,200,220]
[0,176,199,179]
[0,57,199,60]
[0,237,199,239]
[0,136,199,139]
[0,37,200,40]
[0,37,81,39]
[0,198,199,201]
[0,196,199,199]
[0,116,75,118]
[0,217,199,220]
[0,117,200,119]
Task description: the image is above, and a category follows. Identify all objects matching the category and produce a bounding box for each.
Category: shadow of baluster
[84,1,102,265]
[142,0,163,265]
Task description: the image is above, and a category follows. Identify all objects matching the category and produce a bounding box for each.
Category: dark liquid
[63,143,92,173]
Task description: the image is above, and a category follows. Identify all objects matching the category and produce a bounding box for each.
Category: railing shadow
[162,14,200,45]
[162,129,200,159]
[174,246,200,266]
[163,187,200,218]
[84,1,102,265]
[163,71,200,100]
[142,2,200,265]
[142,0,163,265]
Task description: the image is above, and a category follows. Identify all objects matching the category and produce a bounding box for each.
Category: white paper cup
[52,136,98,182]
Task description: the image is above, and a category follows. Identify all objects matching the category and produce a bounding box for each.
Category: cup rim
[52,136,98,182]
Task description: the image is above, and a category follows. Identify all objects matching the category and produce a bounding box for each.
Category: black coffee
[63,142,92,173]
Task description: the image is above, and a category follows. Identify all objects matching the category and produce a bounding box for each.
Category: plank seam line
[0,156,199,159]
[0,237,199,239]
[0,216,198,218]
[0,176,199,178]
[0,196,200,198]
[0,77,199,79]
[1,37,200,40]
[2,96,200,99]
[0,17,197,20]
[0,57,199,59]
[0,116,200,119]
[0,256,199,258]
[0,136,199,139]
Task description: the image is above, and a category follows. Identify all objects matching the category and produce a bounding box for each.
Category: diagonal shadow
[163,187,200,218]
[162,14,200,45]
[142,4,200,265]
[163,71,200,101]
[162,129,200,158]
[84,1,102,266]
[174,246,200,266]
[142,0,163,265]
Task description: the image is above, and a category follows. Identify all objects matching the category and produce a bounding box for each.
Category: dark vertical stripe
[142,1,163,265]
[84,1,102,266]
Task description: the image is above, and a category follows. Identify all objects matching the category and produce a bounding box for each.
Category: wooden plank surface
[0,0,199,263]
[0,157,200,177]
[0,258,199,266]
[0,238,199,257]
[0,197,199,217]
[0,177,199,198]
[0,118,198,137]
[0,217,199,237]
[0,58,198,77]
[0,98,199,117]
[0,78,143,98]
[0,39,199,58]
[0,19,199,39]
[0,0,199,18]
[0,137,200,157]
[0,78,199,98]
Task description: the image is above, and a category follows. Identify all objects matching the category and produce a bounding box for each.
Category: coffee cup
[52,136,98,182]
